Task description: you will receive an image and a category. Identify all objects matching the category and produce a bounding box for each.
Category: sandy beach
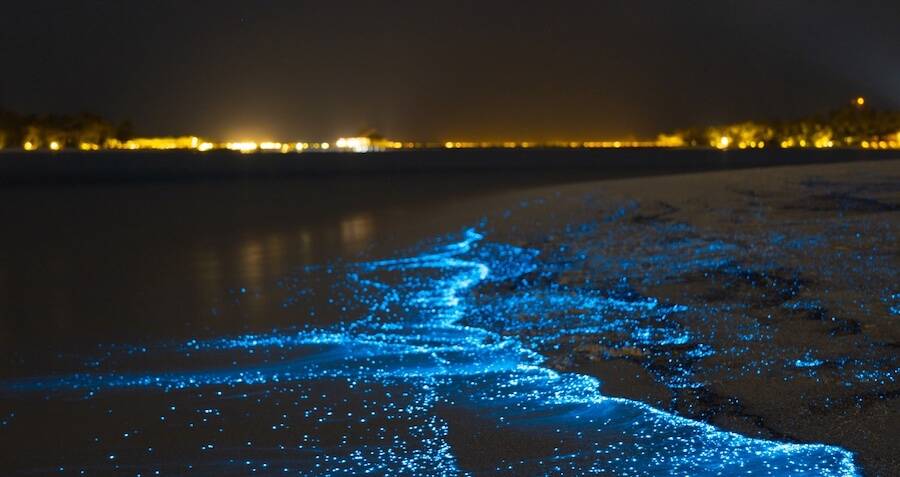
[462,159,899,475]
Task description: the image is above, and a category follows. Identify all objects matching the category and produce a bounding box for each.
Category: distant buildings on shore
[2,99,899,152]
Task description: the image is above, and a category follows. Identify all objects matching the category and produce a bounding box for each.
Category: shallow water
[1,227,856,475]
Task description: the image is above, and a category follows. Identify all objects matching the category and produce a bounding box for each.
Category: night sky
[1,0,898,141]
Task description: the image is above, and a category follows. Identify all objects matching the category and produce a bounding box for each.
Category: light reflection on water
[1,228,857,476]
[339,213,376,255]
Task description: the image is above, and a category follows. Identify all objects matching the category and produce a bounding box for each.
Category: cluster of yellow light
[11,105,898,153]
[222,141,341,153]
[335,137,404,152]
[712,136,766,150]
[861,138,900,149]
[110,136,202,150]
[259,142,283,151]
[442,140,659,149]
[777,137,843,149]
[341,137,373,152]
[225,142,259,153]
[16,135,900,152]
[336,137,371,152]
[655,134,686,148]
[557,141,657,148]
[715,137,767,150]
[705,131,900,150]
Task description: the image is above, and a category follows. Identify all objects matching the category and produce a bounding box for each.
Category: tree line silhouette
[666,102,900,148]
[0,110,133,149]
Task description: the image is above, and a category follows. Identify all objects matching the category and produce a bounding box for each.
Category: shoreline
[462,159,898,475]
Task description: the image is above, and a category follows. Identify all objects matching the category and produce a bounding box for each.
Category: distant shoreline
[0,148,896,186]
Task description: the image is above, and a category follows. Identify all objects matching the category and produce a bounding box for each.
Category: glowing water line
[2,227,859,476]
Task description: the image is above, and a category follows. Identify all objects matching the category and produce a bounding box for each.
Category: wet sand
[465,159,899,475]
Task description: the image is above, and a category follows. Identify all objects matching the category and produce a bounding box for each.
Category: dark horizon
[1,1,899,141]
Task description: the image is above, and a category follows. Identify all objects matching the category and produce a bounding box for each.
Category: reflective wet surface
[1,161,897,475]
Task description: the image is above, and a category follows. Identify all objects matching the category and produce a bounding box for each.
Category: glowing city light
[7,96,898,154]
[335,137,372,152]
[114,136,204,150]
[226,142,259,153]
[11,132,899,153]
[259,142,283,151]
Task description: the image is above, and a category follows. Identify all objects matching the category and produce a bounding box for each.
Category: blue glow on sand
[2,228,858,475]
